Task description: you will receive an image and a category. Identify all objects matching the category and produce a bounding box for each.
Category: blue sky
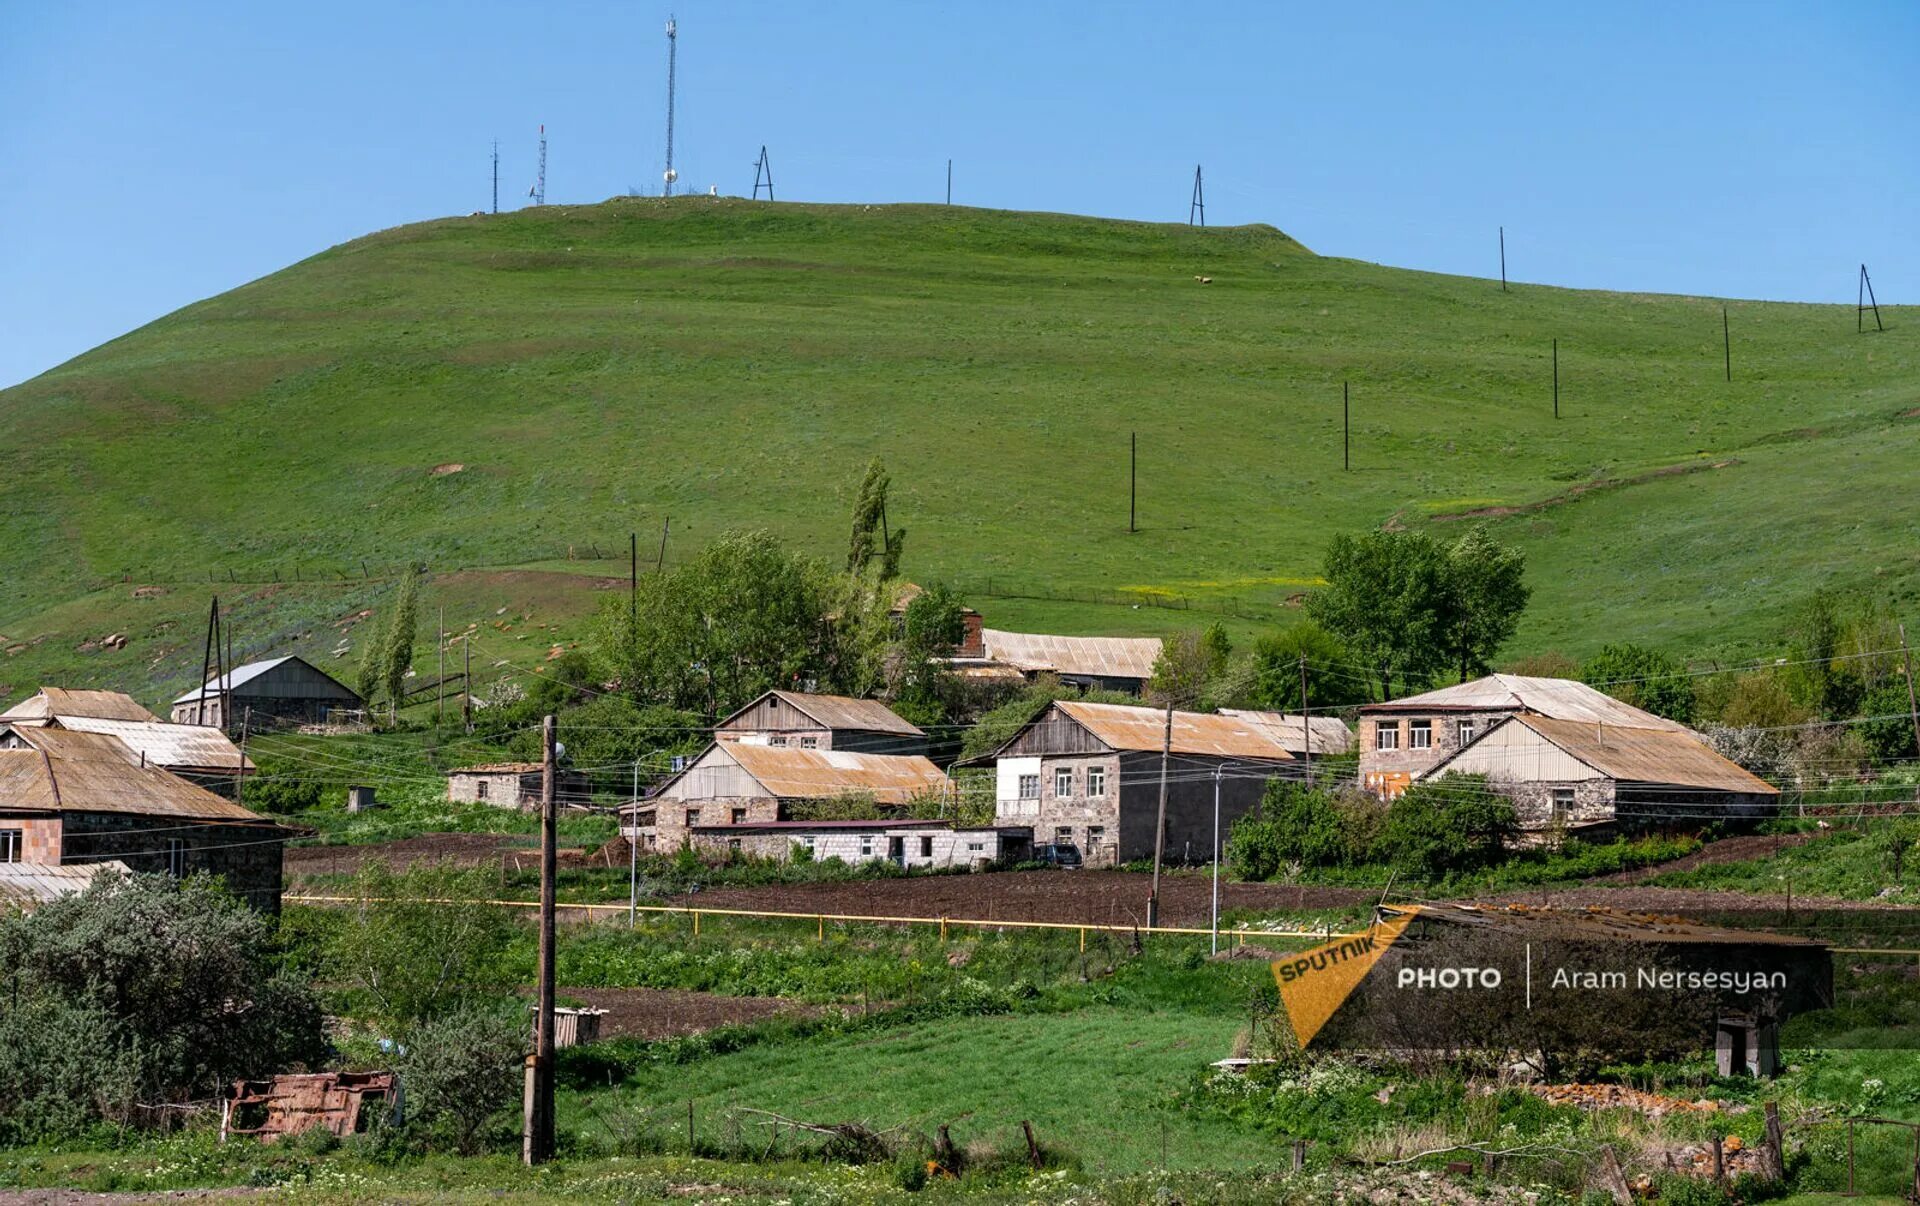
[2,1,1913,388]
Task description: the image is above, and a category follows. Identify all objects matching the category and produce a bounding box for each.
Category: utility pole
[1553,339,1559,419]
[1343,382,1351,470]
[198,597,218,726]
[1723,306,1732,382]
[236,707,251,807]
[752,146,774,200]
[530,125,546,206]
[1299,654,1312,785]
[462,635,472,733]
[436,606,446,730]
[1499,226,1507,291]
[1147,699,1173,929]
[630,532,639,631]
[1209,764,1222,955]
[491,139,499,214]
[630,760,641,927]
[524,714,558,1165]
[1901,624,1920,758]
[946,158,952,205]
[1188,165,1205,226]
[1129,432,1137,533]
[1859,264,1884,333]
[656,516,671,573]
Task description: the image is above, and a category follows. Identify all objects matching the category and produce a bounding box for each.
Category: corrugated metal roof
[50,717,252,773]
[1056,701,1295,760]
[3,689,161,724]
[721,744,950,803]
[173,656,297,704]
[1364,674,1690,733]
[1506,715,1777,795]
[766,691,924,736]
[0,860,132,910]
[0,727,278,822]
[980,630,1163,681]
[448,762,544,775]
[1218,710,1356,755]
[692,818,951,833]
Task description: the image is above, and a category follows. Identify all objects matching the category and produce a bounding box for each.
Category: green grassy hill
[3,197,1916,703]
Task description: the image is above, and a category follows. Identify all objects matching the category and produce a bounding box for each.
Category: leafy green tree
[847,457,905,579]
[381,568,421,711]
[1580,643,1696,725]
[1858,681,1918,763]
[328,863,522,1029]
[1379,774,1516,879]
[1249,621,1367,711]
[1442,527,1530,683]
[507,695,704,788]
[396,1002,526,1155]
[1307,530,1453,700]
[1147,624,1232,707]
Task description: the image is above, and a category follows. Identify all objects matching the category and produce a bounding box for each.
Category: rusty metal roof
[765,691,924,736]
[1218,710,1356,755]
[448,762,545,775]
[47,717,253,774]
[1363,674,1690,732]
[980,630,1163,681]
[1508,714,1776,794]
[0,860,132,910]
[1055,701,1295,760]
[3,688,161,724]
[0,726,277,822]
[717,744,949,803]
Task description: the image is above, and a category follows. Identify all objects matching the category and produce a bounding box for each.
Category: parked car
[1032,842,1083,869]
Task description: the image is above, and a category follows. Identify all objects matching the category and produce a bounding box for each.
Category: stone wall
[58,812,288,912]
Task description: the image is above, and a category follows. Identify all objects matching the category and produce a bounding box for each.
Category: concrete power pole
[524,715,558,1164]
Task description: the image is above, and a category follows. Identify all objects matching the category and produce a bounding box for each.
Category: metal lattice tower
[662,16,678,197]
[491,140,499,214]
[752,145,774,200]
[529,125,546,206]
[1189,165,1205,226]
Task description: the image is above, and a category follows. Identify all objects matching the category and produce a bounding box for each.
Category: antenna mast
[752,145,774,200]
[662,16,679,197]
[1189,165,1205,226]
[491,140,499,214]
[529,125,546,206]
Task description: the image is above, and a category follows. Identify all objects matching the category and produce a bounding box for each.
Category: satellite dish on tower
[664,168,679,185]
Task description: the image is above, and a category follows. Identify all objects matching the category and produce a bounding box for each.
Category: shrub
[397,1001,527,1155]
[1858,681,1918,763]
[1379,774,1516,880]
[326,863,524,1029]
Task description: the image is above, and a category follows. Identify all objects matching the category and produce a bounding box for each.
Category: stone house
[684,817,1030,867]
[716,690,927,756]
[2,687,254,792]
[980,701,1296,867]
[622,742,951,851]
[172,655,363,731]
[0,724,293,911]
[446,763,590,810]
[1357,674,1695,799]
[1415,714,1777,837]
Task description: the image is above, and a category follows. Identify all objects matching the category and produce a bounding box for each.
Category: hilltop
[1,197,1915,703]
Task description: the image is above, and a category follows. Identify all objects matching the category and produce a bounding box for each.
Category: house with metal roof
[716,690,927,756]
[945,630,1165,694]
[1357,674,1693,798]
[623,742,953,852]
[0,724,294,910]
[171,655,363,731]
[1414,713,1777,836]
[978,700,1296,867]
[1217,709,1355,759]
[3,687,253,789]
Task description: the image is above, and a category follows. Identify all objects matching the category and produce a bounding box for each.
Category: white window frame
[1053,767,1073,798]
[859,836,874,857]
[1087,765,1107,797]
[0,828,21,863]
[1408,720,1432,750]
[475,779,490,800]
[166,838,188,878]
[1018,774,1040,800]
[1087,825,1105,848]
[1457,718,1477,745]
[1550,787,1574,823]
[799,735,818,749]
[1375,721,1400,751]
[967,840,985,853]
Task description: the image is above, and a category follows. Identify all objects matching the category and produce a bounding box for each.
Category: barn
[172,655,363,730]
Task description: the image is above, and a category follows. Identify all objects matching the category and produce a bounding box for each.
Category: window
[166,838,187,878]
[685,808,700,829]
[800,736,818,749]
[1018,774,1040,800]
[0,828,21,863]
[727,838,742,853]
[1457,718,1477,746]
[802,836,816,853]
[1055,826,1073,841]
[967,841,985,853]
[730,807,746,824]
[1550,787,1575,824]
[770,735,788,747]
[1087,765,1107,797]
[1087,825,1105,849]
[919,836,934,857]
[475,779,490,800]
[1375,721,1400,751]
[1054,767,1073,797]
[1408,720,1432,750]
[859,836,874,857]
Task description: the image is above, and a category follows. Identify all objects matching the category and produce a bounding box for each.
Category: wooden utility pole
[1129,432,1137,533]
[656,517,671,573]
[1499,226,1507,291]
[1299,654,1312,785]
[236,707,251,806]
[1722,306,1732,382]
[1900,623,1920,757]
[630,532,638,629]
[1860,264,1884,333]
[524,714,558,1165]
[462,636,472,733]
[197,597,218,726]
[436,607,446,730]
[1552,340,1559,419]
[1343,382,1350,469]
[1147,699,1173,929]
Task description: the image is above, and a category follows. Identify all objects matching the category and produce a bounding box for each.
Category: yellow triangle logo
[1271,908,1421,1049]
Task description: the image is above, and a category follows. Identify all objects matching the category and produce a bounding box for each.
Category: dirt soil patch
[686,871,1372,928]
[558,986,821,1040]
[1431,458,1738,522]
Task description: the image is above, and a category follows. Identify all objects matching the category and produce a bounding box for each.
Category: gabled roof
[448,762,545,775]
[979,630,1163,681]
[173,655,358,705]
[0,726,277,822]
[1363,674,1690,733]
[677,743,949,804]
[1052,701,1295,760]
[1217,710,1356,755]
[724,690,924,737]
[45,716,254,774]
[2,688,161,724]
[1424,714,1776,795]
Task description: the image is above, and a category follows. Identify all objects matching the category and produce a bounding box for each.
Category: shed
[172,655,363,730]
[446,763,589,810]
[959,629,1164,694]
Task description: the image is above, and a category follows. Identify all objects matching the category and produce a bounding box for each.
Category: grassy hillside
[3,198,1916,700]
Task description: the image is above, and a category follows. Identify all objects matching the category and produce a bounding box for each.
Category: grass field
[2,198,1916,703]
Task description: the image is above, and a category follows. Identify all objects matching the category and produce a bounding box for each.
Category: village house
[946,630,1165,695]
[2,687,254,792]
[683,817,1031,868]
[171,655,363,731]
[622,741,953,851]
[445,762,590,810]
[978,700,1296,867]
[1356,674,1697,797]
[716,690,928,756]
[0,724,294,910]
[1217,709,1355,759]
[1415,714,1777,836]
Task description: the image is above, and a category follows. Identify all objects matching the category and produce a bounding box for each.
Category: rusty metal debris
[221,1071,398,1142]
